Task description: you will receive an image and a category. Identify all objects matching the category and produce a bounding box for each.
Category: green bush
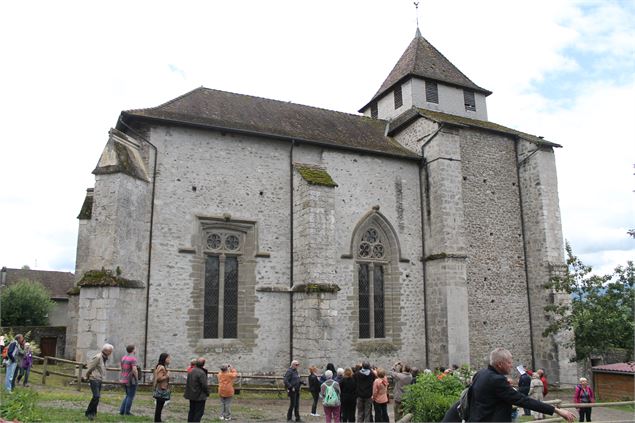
[0,279,54,326]
[402,373,464,422]
[0,387,42,422]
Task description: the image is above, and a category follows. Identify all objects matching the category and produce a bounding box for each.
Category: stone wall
[460,128,532,368]
[420,126,470,367]
[143,125,292,371]
[65,294,79,359]
[74,110,573,378]
[517,139,577,384]
[75,286,146,364]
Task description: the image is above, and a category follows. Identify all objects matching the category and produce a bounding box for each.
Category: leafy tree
[544,242,635,362]
[0,279,54,326]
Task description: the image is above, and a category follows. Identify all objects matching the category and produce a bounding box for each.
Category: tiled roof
[388,107,560,148]
[360,30,491,111]
[1,268,75,300]
[592,362,635,374]
[122,87,419,160]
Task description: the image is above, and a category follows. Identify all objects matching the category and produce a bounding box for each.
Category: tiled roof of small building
[360,30,491,111]
[592,362,635,374]
[1,268,75,300]
[387,107,561,148]
[122,87,419,159]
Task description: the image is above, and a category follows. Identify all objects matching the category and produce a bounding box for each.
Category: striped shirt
[120,355,138,384]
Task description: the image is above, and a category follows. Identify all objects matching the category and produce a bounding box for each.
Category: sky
[1,0,633,277]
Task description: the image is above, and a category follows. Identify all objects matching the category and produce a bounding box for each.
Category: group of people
[517,367,549,419]
[1,334,34,392]
[442,348,580,422]
[83,344,238,423]
[285,359,416,423]
[5,339,596,423]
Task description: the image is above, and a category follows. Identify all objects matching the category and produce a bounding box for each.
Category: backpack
[1,345,8,360]
[457,386,472,421]
[323,382,340,407]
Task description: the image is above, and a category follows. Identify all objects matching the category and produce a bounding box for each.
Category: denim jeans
[85,380,102,417]
[120,384,137,415]
[220,396,233,419]
[4,361,17,391]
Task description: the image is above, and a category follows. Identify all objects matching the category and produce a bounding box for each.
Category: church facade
[68,30,577,384]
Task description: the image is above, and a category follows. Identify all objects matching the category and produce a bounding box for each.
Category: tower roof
[360,31,492,112]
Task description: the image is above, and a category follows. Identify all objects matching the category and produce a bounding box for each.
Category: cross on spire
[414,1,420,33]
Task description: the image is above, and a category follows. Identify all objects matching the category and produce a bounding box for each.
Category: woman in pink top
[372,368,389,422]
[574,377,595,422]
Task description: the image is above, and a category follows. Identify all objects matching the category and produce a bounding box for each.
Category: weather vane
[414,1,420,30]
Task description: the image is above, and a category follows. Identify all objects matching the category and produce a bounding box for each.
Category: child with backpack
[320,369,341,423]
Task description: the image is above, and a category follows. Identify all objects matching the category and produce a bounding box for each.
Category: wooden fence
[31,355,305,394]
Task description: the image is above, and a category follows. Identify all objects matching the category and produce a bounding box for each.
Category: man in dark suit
[468,348,575,422]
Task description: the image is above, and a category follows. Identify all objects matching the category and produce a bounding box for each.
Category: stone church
[67,29,577,384]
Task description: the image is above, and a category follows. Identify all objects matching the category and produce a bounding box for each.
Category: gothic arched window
[357,227,387,339]
[203,230,243,339]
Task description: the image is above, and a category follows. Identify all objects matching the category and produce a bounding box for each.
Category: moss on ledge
[67,286,81,296]
[296,166,338,187]
[78,269,144,289]
[292,283,341,294]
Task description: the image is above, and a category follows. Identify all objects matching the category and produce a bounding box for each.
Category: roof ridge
[414,108,560,147]
[193,87,389,122]
[419,35,485,92]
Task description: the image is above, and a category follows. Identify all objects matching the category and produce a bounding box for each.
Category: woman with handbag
[153,353,171,422]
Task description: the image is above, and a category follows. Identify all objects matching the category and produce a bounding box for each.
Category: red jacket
[540,375,548,396]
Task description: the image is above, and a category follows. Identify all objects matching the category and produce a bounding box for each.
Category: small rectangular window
[426,81,439,104]
[464,90,476,111]
[370,103,378,119]
[394,85,403,109]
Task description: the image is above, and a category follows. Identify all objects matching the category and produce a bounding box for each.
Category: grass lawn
[1,364,309,422]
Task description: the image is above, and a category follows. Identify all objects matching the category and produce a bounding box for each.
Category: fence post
[76,365,82,391]
[41,356,48,385]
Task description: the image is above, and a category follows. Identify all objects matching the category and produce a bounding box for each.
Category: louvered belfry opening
[394,85,403,109]
[425,80,439,104]
[464,89,476,111]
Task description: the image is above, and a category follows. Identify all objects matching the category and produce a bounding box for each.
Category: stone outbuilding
[67,29,577,384]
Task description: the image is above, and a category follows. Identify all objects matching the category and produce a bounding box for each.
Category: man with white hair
[466,348,576,422]
[284,359,303,422]
[84,343,114,420]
